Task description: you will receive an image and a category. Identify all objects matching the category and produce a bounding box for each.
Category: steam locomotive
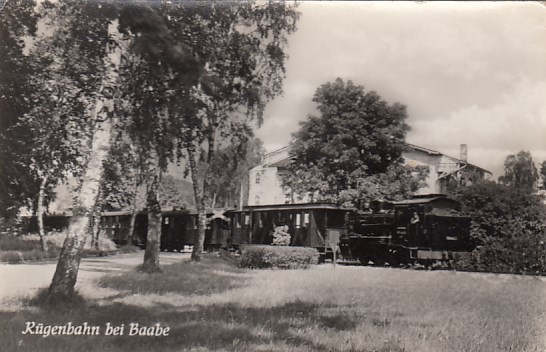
[344,195,473,265]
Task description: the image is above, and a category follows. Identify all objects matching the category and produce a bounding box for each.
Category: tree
[160,1,299,261]
[338,164,429,207]
[283,78,410,203]
[449,181,546,274]
[499,151,538,191]
[206,136,264,208]
[0,0,41,219]
[160,175,194,210]
[539,161,546,190]
[42,1,125,301]
[117,3,204,271]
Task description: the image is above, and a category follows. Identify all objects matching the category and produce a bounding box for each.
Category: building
[248,143,492,206]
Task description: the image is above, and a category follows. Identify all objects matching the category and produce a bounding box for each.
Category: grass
[98,254,248,295]
[0,232,138,263]
[0,254,544,352]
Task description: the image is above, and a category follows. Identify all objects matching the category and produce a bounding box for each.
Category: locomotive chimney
[460,144,467,163]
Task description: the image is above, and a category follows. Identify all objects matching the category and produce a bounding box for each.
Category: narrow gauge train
[226,203,350,258]
[343,195,473,266]
[26,195,473,265]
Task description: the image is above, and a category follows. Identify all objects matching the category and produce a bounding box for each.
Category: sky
[254,1,546,179]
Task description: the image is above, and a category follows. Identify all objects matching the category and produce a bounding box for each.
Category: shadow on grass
[0,300,379,352]
[98,254,250,296]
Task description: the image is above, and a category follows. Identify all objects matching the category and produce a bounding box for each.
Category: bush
[450,181,546,274]
[238,245,319,270]
[1,250,24,263]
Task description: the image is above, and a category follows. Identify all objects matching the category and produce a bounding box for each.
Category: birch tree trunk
[141,154,162,272]
[128,167,142,245]
[47,112,114,300]
[188,146,206,262]
[37,174,48,252]
[128,192,139,246]
[46,23,121,301]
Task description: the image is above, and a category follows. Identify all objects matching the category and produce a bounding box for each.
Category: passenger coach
[227,203,350,257]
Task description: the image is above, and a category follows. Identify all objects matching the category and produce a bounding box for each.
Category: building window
[255,195,260,205]
[255,172,261,184]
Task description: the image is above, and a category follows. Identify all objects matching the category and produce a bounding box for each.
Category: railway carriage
[227,203,350,257]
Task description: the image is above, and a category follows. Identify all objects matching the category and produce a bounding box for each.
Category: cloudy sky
[254,1,546,179]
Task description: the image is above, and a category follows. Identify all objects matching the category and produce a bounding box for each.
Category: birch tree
[117,4,203,272]
[162,1,299,261]
[25,1,128,301]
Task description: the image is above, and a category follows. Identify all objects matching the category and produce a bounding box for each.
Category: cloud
[256,2,546,179]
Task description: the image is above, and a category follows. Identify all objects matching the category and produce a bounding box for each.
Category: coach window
[258,213,264,228]
[304,212,310,227]
[235,214,241,228]
[295,213,301,228]
[190,216,196,229]
[245,214,250,226]
[164,217,169,225]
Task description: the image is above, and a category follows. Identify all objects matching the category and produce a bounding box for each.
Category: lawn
[1,254,544,352]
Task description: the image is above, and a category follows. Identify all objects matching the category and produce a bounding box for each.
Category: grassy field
[0,233,139,263]
[1,254,544,352]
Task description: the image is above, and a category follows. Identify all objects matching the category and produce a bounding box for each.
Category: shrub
[450,181,546,274]
[238,245,319,270]
[271,225,291,246]
[1,250,24,263]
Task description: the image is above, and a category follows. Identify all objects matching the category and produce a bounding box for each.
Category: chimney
[460,144,467,162]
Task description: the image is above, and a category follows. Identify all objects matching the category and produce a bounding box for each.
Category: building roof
[405,143,492,175]
[259,143,492,176]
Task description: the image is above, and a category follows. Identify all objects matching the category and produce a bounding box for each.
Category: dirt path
[0,251,190,306]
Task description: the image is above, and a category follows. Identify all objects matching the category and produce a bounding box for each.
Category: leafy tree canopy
[449,180,546,274]
[283,78,410,203]
[539,160,546,190]
[498,151,538,191]
[206,136,264,208]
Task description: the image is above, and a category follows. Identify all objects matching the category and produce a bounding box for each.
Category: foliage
[498,151,538,191]
[449,180,546,274]
[271,225,291,246]
[338,163,429,207]
[283,78,410,202]
[159,175,195,210]
[238,245,319,269]
[155,1,299,260]
[0,0,40,217]
[206,137,265,208]
[539,160,546,190]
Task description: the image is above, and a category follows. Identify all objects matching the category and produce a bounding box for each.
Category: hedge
[238,245,319,270]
